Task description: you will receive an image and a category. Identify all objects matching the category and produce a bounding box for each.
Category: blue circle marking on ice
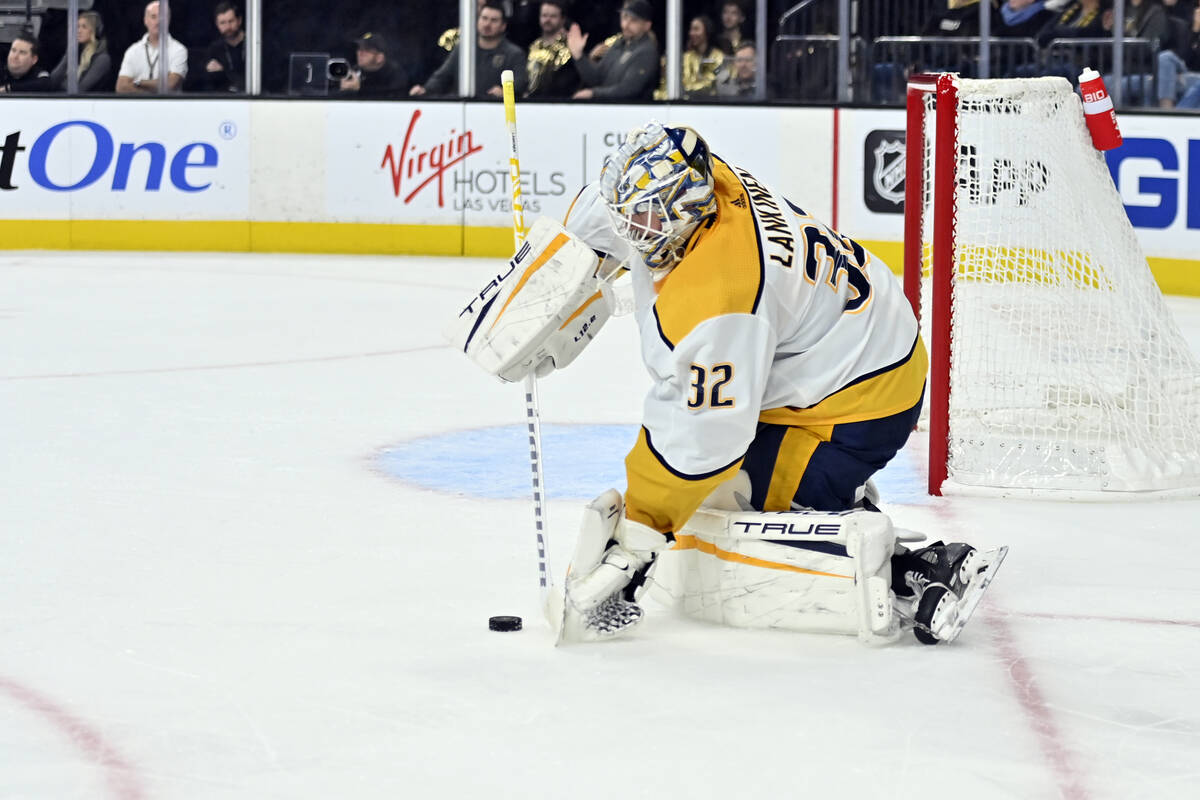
[376,422,927,504]
[376,423,638,500]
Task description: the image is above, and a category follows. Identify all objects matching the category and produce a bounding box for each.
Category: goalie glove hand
[448,217,614,383]
[561,489,670,642]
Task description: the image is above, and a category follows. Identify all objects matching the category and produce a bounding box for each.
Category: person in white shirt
[116,0,188,93]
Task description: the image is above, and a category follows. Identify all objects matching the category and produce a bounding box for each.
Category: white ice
[2,251,1198,800]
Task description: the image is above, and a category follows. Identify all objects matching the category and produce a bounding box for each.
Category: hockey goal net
[905,73,1200,497]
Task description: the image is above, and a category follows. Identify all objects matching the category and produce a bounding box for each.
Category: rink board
[0,98,1195,292]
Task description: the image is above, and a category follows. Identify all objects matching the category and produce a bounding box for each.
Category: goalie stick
[501,70,564,634]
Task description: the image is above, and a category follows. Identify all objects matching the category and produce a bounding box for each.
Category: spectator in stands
[871,1,1000,103]
[683,14,726,96]
[201,2,245,93]
[0,32,51,93]
[1100,0,1169,104]
[1035,0,1108,48]
[568,0,624,46]
[116,1,188,93]
[924,0,1000,37]
[439,0,490,54]
[997,0,1064,38]
[1019,0,1109,83]
[715,1,749,55]
[1160,0,1198,58]
[1163,0,1197,26]
[49,10,112,93]
[1104,0,1169,42]
[715,39,757,98]
[656,13,725,99]
[412,1,527,98]
[568,0,659,99]
[340,32,410,97]
[509,0,544,48]
[1158,1,1200,106]
[525,1,579,98]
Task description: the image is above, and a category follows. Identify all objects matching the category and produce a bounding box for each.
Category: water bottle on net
[1078,67,1123,151]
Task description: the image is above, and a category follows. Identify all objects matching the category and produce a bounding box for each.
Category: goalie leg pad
[652,508,901,644]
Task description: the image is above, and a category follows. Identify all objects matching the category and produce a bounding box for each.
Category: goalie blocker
[451,217,615,383]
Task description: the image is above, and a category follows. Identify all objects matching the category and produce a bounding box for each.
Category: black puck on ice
[488,615,523,632]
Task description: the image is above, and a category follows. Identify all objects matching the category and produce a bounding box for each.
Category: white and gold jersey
[563,184,634,279]
[566,159,927,535]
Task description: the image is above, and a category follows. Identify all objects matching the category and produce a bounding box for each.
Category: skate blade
[941,545,1008,643]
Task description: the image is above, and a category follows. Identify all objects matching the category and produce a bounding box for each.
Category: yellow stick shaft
[501,70,526,248]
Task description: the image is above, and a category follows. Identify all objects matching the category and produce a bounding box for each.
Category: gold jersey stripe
[652,161,763,347]
[672,534,852,579]
[562,187,587,225]
[764,424,834,511]
[624,427,744,534]
[759,337,928,428]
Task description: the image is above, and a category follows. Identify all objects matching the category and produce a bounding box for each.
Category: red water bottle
[1078,68,1123,151]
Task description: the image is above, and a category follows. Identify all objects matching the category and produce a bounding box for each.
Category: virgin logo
[381,109,483,206]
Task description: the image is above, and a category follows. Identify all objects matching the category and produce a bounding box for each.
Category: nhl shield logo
[872,138,905,204]
[863,130,906,213]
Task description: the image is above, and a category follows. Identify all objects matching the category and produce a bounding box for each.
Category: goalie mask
[598,121,717,273]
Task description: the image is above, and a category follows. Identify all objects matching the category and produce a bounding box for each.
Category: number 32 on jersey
[800,224,872,313]
[688,363,735,409]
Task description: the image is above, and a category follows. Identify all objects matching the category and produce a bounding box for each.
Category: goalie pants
[740,391,924,513]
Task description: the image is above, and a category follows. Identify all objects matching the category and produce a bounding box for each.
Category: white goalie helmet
[598,121,718,273]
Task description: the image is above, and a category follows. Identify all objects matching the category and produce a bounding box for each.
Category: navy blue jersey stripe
[643,426,742,481]
[722,157,767,315]
[787,332,920,411]
[652,304,675,351]
[834,332,920,392]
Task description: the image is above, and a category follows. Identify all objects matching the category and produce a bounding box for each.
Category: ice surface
[2,251,1197,800]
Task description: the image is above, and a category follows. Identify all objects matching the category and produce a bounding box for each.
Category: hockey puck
[488,615,522,632]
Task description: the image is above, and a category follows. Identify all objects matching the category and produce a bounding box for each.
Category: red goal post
[903,73,1200,499]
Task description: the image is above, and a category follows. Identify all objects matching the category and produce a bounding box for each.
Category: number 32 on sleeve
[687,363,735,409]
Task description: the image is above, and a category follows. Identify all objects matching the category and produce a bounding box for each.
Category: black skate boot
[892,541,985,645]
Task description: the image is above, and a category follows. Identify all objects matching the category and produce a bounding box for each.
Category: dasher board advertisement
[0,101,250,220]
[323,103,823,227]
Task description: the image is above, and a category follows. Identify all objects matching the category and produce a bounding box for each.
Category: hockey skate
[892,541,1008,644]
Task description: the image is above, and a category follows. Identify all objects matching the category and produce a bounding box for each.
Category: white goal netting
[919,76,1200,495]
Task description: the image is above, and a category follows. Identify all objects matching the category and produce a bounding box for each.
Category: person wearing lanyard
[203,2,246,93]
[116,0,189,93]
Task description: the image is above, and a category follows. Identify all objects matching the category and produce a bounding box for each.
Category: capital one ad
[0,101,249,220]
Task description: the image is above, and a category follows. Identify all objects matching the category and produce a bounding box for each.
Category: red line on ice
[983,612,1091,800]
[0,676,145,800]
[927,496,1091,800]
[1013,610,1200,628]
